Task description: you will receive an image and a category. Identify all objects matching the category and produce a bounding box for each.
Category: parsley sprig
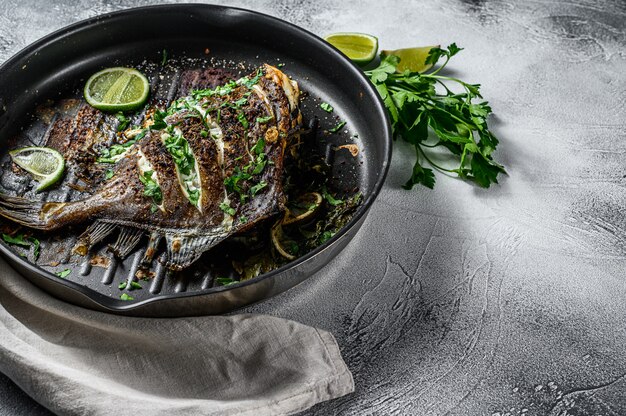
[365,43,505,189]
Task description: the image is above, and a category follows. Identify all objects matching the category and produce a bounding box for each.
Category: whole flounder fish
[0,64,302,270]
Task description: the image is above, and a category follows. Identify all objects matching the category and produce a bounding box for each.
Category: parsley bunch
[365,44,505,189]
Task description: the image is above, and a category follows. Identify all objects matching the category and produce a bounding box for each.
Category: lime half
[9,147,65,191]
[381,45,440,73]
[324,32,378,65]
[84,67,150,112]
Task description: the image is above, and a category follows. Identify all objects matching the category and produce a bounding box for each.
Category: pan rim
[0,3,392,313]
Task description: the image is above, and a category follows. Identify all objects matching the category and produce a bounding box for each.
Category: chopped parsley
[250,137,265,155]
[327,121,346,134]
[2,233,40,260]
[188,188,200,206]
[224,166,252,194]
[163,132,201,207]
[56,269,71,278]
[237,112,249,128]
[119,281,142,290]
[120,293,134,301]
[97,139,137,163]
[138,170,163,206]
[223,138,269,200]
[32,238,40,260]
[250,181,268,196]
[150,110,168,131]
[320,230,336,244]
[219,201,236,216]
[216,277,239,286]
[104,169,115,180]
[116,112,130,131]
[2,233,31,248]
[163,133,195,175]
[191,68,264,100]
[256,115,273,124]
[322,186,344,206]
[320,102,334,113]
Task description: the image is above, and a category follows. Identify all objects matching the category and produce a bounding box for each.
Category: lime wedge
[381,45,440,73]
[84,67,150,112]
[324,32,378,65]
[9,147,65,192]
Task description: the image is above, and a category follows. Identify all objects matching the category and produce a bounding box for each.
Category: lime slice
[324,32,378,65]
[381,45,440,73]
[84,67,150,112]
[9,147,65,192]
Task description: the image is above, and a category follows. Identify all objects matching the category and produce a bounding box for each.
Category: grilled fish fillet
[0,64,302,270]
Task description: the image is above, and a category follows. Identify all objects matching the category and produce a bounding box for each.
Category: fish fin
[0,193,48,229]
[108,226,144,259]
[141,232,162,268]
[164,233,224,271]
[72,221,117,256]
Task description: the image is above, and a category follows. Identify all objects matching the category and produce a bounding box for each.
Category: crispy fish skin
[0,64,302,270]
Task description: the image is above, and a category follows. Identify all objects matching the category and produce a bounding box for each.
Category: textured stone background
[1,0,626,415]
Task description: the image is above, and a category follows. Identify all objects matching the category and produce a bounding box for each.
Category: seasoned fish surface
[0,64,302,270]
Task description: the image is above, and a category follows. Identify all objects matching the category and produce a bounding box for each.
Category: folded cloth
[0,258,353,415]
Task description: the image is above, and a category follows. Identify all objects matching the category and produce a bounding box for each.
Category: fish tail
[0,193,49,230]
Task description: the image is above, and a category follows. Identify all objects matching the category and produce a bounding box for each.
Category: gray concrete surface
[1,0,626,415]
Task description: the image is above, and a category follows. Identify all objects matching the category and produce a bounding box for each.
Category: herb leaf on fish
[138,170,163,206]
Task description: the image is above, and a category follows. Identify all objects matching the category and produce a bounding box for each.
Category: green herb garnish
[130,281,142,290]
[120,293,134,301]
[320,230,336,244]
[320,102,334,113]
[2,233,41,260]
[322,186,344,206]
[187,188,200,206]
[2,233,31,248]
[328,121,346,133]
[105,169,115,180]
[150,110,168,131]
[256,115,273,124]
[56,269,71,278]
[250,181,268,196]
[163,133,194,175]
[364,44,505,189]
[250,138,265,155]
[216,277,239,286]
[118,282,127,290]
[138,170,163,206]
[162,132,202,207]
[161,49,168,66]
[237,112,249,129]
[116,112,130,131]
[219,201,236,216]
[97,139,137,163]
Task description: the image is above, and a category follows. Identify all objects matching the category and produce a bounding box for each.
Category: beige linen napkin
[0,257,353,415]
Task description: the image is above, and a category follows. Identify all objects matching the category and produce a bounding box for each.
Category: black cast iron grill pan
[0,4,391,317]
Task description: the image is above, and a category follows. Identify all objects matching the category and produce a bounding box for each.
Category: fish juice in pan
[0,64,303,271]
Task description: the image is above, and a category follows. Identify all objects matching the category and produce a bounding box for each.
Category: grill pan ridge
[0,4,391,316]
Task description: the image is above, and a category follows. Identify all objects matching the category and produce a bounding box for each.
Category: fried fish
[0,64,302,270]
